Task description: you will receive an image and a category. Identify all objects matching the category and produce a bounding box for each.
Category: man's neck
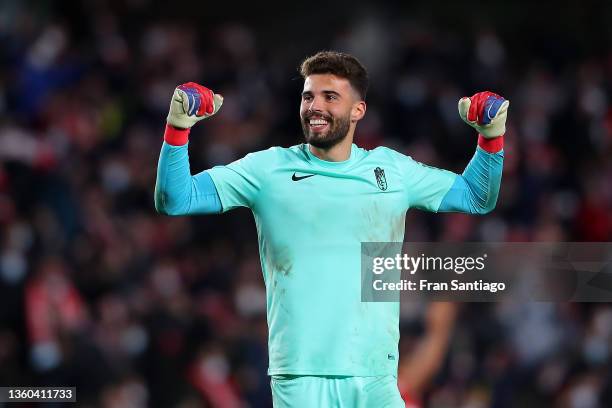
[308,134,354,162]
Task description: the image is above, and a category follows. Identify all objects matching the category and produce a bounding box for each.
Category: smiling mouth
[307,117,331,132]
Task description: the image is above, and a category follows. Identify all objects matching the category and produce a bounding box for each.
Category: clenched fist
[167,82,224,129]
[458,91,509,138]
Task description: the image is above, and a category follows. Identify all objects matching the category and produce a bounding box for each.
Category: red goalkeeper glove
[458,91,509,138]
[166,82,223,130]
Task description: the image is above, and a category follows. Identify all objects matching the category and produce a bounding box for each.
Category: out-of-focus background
[1,0,611,407]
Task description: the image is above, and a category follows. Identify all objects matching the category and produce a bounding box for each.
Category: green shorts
[270,375,405,408]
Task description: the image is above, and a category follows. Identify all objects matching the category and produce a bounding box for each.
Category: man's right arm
[154,82,224,216]
[155,126,222,215]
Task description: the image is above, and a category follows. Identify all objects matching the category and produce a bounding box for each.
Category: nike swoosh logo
[292,173,315,181]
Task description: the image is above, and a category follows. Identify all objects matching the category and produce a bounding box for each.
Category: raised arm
[437,135,504,214]
[155,131,222,216]
[154,82,224,216]
[440,92,508,214]
[406,92,509,215]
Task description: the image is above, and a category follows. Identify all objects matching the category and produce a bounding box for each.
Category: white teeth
[309,119,327,125]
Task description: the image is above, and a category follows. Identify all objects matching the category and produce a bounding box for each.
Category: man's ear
[351,101,366,123]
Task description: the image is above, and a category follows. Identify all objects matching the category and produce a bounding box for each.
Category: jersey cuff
[477,134,504,153]
[164,124,190,146]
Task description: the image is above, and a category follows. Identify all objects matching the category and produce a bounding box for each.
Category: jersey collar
[304,143,360,168]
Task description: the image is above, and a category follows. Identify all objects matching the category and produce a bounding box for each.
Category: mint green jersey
[206,143,457,376]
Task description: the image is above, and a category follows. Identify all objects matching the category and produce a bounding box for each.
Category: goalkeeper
[155,51,508,407]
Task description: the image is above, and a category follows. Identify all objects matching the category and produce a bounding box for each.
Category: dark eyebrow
[322,90,341,97]
[301,90,342,97]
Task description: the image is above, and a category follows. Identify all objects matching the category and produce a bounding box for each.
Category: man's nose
[307,96,323,112]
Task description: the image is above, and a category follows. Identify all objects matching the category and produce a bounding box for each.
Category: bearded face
[299,74,364,150]
[300,109,351,149]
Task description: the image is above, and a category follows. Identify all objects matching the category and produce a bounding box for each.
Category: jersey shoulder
[250,144,308,159]
[239,145,300,165]
[276,143,312,163]
[356,145,437,179]
[368,145,410,159]
[356,145,414,166]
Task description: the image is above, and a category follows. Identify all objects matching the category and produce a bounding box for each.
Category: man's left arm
[439,92,508,214]
[406,92,509,215]
[437,135,504,214]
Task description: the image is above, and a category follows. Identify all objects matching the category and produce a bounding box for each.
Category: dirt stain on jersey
[265,244,293,279]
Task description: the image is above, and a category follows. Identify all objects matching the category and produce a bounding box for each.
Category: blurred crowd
[0,0,611,407]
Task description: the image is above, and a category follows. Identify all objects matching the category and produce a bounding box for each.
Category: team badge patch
[374,167,387,191]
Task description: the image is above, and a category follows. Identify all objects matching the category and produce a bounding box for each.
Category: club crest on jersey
[374,167,387,191]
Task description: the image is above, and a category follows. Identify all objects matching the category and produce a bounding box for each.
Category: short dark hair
[299,51,369,100]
